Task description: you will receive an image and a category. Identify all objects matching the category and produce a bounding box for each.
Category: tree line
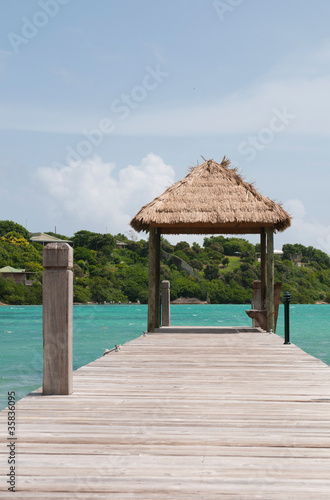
[0,220,330,305]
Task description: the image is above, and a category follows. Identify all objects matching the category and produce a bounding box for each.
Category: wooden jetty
[1,327,330,499]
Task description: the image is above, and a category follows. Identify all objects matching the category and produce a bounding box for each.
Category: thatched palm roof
[130,157,291,235]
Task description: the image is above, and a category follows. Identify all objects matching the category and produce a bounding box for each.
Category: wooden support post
[260,228,266,309]
[155,229,161,329]
[266,228,274,333]
[43,243,73,395]
[161,280,170,326]
[148,228,156,332]
[148,228,160,332]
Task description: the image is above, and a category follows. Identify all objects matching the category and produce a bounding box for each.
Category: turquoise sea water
[0,304,329,411]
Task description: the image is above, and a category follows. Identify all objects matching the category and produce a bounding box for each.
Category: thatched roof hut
[130,156,291,333]
[130,157,291,234]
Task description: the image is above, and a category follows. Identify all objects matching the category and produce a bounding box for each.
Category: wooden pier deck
[1,328,330,499]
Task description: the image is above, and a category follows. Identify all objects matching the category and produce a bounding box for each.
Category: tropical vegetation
[0,220,330,305]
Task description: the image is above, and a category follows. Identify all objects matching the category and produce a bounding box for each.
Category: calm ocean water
[0,304,329,411]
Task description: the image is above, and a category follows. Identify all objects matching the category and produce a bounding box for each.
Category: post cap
[43,243,73,269]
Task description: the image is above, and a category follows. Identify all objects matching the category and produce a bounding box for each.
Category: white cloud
[33,153,175,236]
[276,199,330,255]
[118,153,174,207]
[284,199,306,220]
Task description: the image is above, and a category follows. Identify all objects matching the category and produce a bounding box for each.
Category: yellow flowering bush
[1,231,29,247]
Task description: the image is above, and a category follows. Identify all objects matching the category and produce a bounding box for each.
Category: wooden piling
[161,280,170,326]
[43,242,73,395]
[147,228,161,332]
[155,229,161,329]
[260,228,266,308]
[265,228,274,333]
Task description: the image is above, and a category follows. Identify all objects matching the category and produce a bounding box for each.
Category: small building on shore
[256,249,283,262]
[30,232,72,246]
[0,266,36,286]
[115,240,127,249]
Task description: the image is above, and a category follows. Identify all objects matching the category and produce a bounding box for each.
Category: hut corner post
[260,228,266,309]
[265,228,275,333]
[43,243,73,395]
[148,228,161,332]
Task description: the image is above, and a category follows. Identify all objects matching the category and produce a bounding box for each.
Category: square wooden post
[147,228,161,332]
[260,228,266,309]
[161,280,170,326]
[155,229,161,329]
[43,243,73,395]
[265,228,274,333]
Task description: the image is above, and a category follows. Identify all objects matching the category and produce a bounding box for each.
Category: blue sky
[1,0,330,252]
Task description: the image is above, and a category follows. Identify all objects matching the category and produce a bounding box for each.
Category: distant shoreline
[1,300,329,306]
[171,297,208,305]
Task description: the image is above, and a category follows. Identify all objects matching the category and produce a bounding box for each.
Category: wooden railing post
[43,243,73,395]
[161,280,170,326]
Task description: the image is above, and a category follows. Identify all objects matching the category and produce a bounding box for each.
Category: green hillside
[0,220,330,305]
